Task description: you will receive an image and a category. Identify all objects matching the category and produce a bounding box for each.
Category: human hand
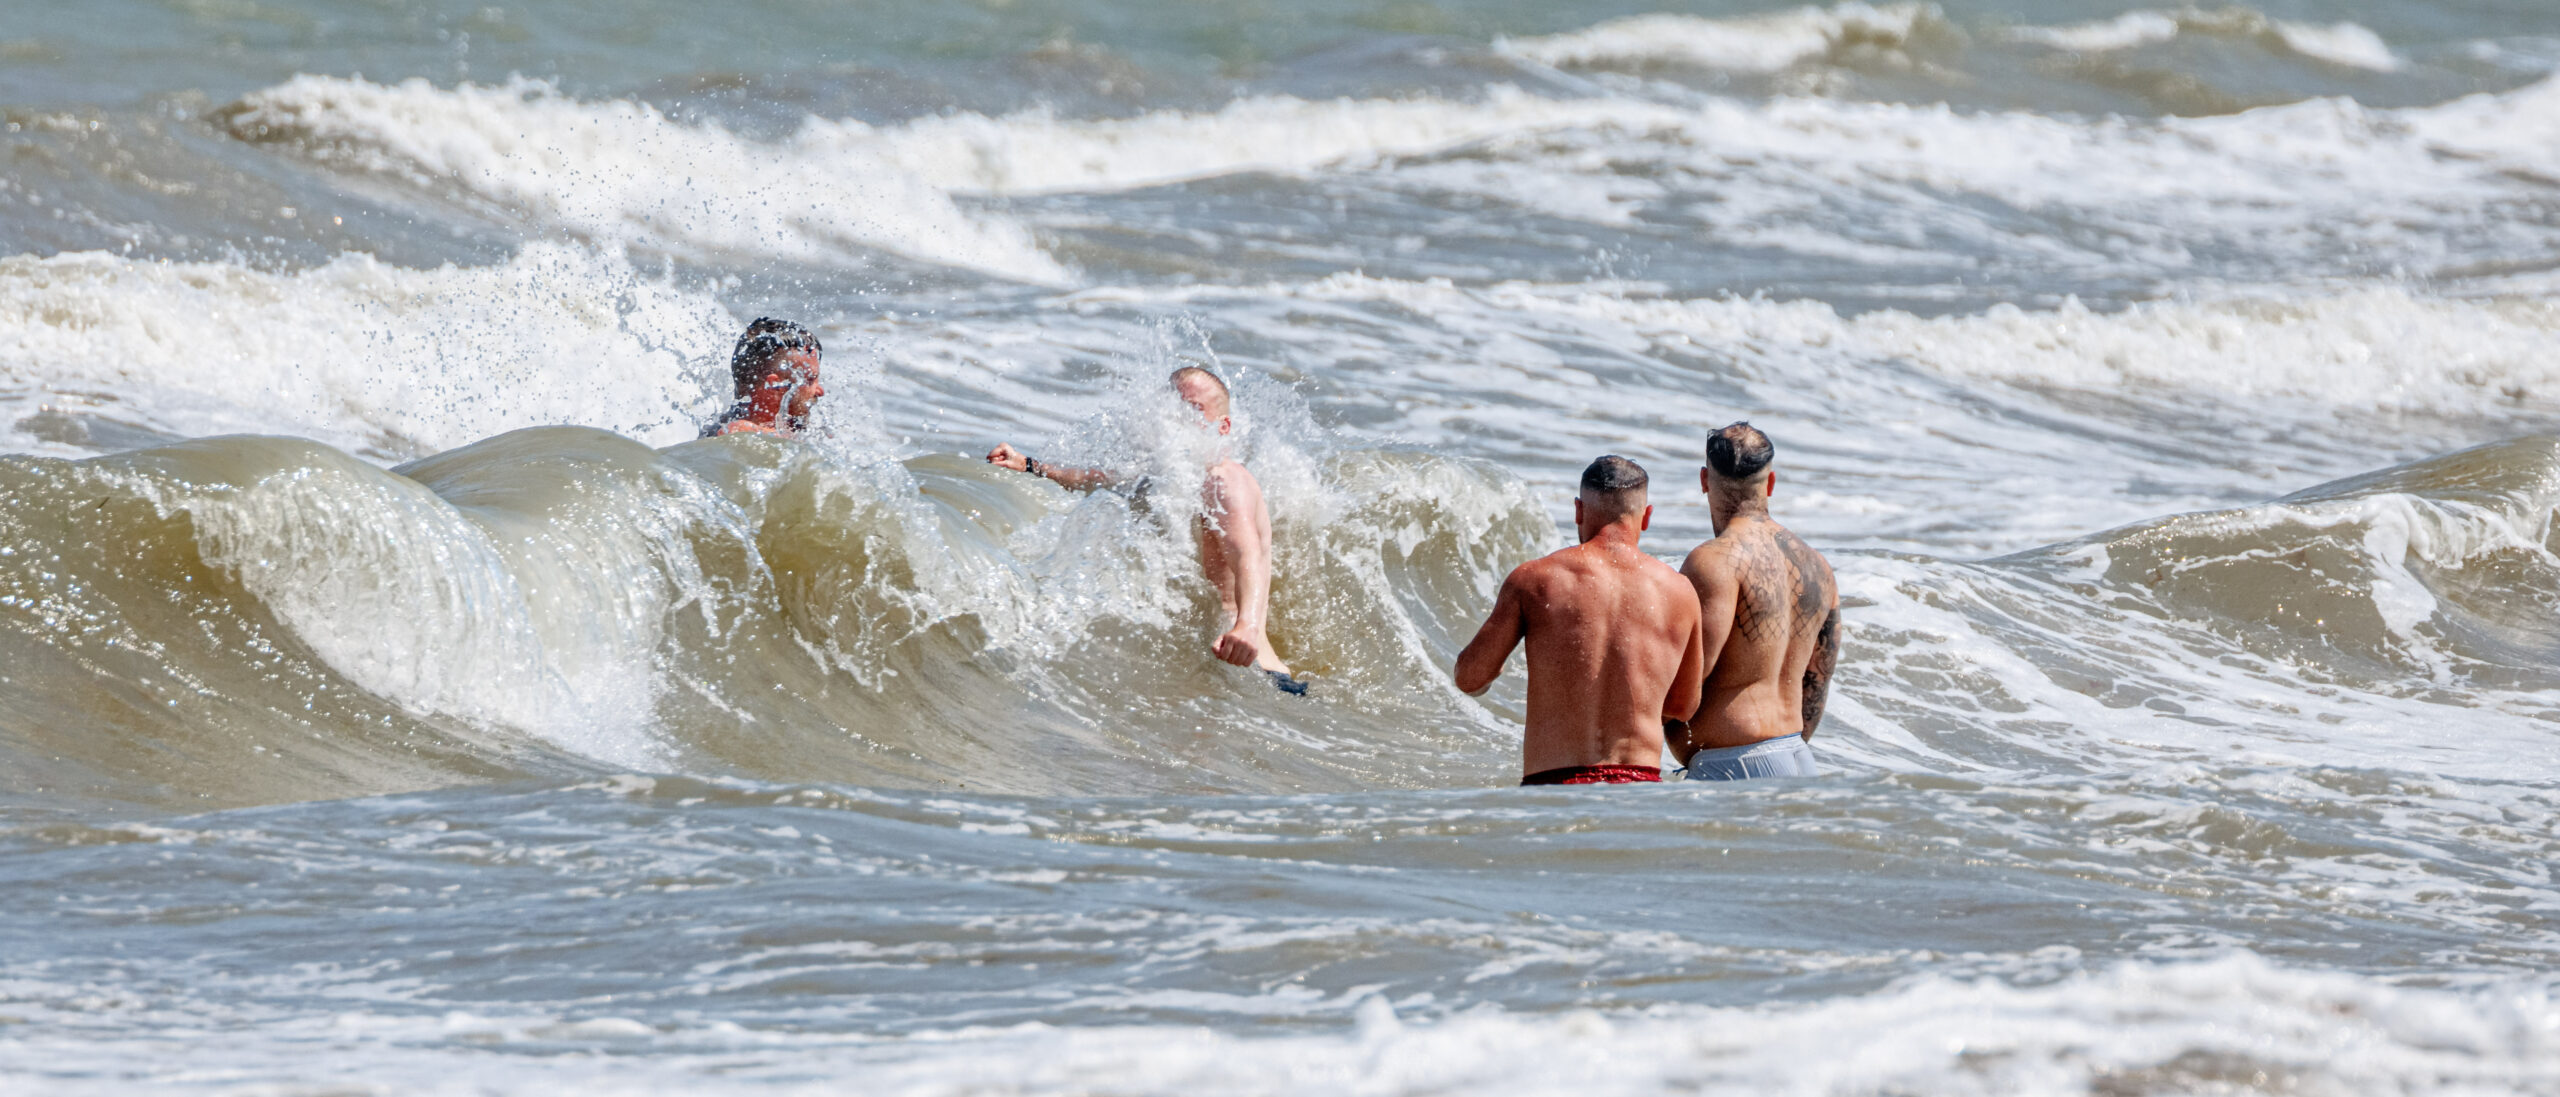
[1212,629,1260,668]
[986,443,1030,472]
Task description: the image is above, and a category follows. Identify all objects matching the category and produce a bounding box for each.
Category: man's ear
[1766,470,1777,498]
[1572,497,1585,527]
[1219,416,1233,435]
[1700,467,1710,494]
[1640,504,1653,532]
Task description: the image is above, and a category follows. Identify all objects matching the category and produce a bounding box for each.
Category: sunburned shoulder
[1502,550,1579,597]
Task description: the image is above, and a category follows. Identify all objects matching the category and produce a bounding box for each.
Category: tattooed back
[1677,514,1841,754]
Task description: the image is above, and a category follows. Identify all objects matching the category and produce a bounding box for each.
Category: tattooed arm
[1800,607,1840,741]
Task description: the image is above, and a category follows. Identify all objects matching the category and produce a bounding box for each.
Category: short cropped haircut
[1706,421,1774,481]
[1170,365,1231,417]
[730,318,821,398]
[1579,454,1649,514]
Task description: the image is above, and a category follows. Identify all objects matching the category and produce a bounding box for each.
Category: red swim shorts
[1520,765,1662,786]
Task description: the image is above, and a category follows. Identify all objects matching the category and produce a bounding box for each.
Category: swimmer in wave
[703,318,824,439]
[1455,456,1706,785]
[1669,422,1841,779]
[986,367,1308,695]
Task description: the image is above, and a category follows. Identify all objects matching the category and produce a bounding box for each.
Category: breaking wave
[1091,275,2560,415]
[218,76,1073,283]
[2,418,2553,810]
[0,424,1555,809]
[0,243,732,458]
[1493,2,1951,76]
[211,68,2560,285]
[2010,8,2404,73]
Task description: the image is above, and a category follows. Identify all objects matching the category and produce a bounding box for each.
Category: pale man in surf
[986,367,1309,695]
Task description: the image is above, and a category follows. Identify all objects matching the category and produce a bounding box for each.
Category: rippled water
[4,0,2559,1092]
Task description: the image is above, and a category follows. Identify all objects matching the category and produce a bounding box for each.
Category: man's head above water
[1575,454,1652,542]
[1702,421,1776,529]
[1705,421,1773,491]
[1170,366,1231,432]
[726,318,824,433]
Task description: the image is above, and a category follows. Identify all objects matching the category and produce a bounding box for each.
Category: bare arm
[1661,592,1707,762]
[1681,548,1739,685]
[1801,607,1840,741]
[987,442,1114,491]
[1454,569,1528,696]
[1665,549,1738,759]
[1203,463,1277,668]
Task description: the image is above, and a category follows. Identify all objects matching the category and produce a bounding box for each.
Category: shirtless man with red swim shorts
[1454,455,1706,786]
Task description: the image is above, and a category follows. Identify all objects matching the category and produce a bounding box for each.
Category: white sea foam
[1091,274,2560,415]
[2010,8,2405,72]
[2008,9,2184,53]
[2,954,2550,1094]
[224,76,1071,283]
[1492,3,1938,74]
[0,243,733,457]
[859,86,1661,197]
[141,439,681,769]
[905,72,2560,278]
[951,67,2559,219]
[215,67,2560,286]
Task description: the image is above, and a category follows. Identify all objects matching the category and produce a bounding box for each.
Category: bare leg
[1201,462,1290,675]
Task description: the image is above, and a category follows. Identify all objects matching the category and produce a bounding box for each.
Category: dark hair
[1579,454,1649,508]
[1706,421,1774,481]
[730,318,821,398]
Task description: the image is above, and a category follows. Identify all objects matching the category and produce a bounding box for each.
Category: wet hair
[1579,455,1649,515]
[1706,421,1774,482]
[730,318,821,398]
[1169,365,1230,417]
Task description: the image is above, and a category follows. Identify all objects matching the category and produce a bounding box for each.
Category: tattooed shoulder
[1773,527,1832,623]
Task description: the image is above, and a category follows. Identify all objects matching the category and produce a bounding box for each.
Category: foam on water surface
[7,3,2560,1093]
[1493,3,1947,75]
[201,67,2560,292]
[0,243,733,457]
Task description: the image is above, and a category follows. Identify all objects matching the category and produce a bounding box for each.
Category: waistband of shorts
[1688,736,1811,761]
[1521,764,1663,786]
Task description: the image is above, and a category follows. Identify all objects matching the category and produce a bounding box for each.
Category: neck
[1581,519,1644,549]
[740,389,789,426]
[1710,493,1767,533]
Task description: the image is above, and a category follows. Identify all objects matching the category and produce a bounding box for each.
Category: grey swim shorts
[1684,736,1820,781]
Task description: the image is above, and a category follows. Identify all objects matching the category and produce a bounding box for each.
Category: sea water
[2,0,2558,1092]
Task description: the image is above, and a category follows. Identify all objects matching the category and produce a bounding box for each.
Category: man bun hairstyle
[1706,421,1775,481]
[1579,454,1649,516]
[731,318,821,398]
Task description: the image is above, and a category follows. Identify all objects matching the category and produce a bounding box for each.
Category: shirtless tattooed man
[1455,456,1706,786]
[1671,423,1842,780]
[986,367,1308,695]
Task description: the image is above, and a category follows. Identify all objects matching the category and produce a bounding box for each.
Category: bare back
[1678,515,1839,753]
[1457,536,1705,776]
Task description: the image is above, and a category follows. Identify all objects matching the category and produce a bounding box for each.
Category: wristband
[1023,455,1042,476]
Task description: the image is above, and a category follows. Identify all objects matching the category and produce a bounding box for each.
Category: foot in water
[1264,669,1311,696]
